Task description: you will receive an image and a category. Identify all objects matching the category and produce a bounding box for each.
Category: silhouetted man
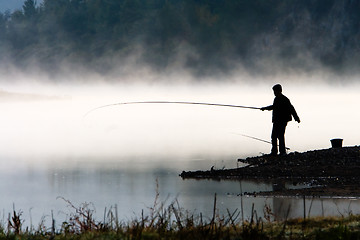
[261,84,300,156]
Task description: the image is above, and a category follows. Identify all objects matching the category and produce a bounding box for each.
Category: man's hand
[261,106,272,111]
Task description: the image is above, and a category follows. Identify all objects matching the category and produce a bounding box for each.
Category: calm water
[0,157,359,229]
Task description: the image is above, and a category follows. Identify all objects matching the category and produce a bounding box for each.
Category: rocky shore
[180,146,360,197]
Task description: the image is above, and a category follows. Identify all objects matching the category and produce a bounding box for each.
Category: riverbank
[3,198,360,240]
[180,146,360,197]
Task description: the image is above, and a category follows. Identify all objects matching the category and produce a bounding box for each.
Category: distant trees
[0,0,359,76]
[23,0,38,19]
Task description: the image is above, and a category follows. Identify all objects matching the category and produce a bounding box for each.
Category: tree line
[0,0,360,77]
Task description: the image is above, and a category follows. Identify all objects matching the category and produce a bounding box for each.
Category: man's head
[272,84,282,96]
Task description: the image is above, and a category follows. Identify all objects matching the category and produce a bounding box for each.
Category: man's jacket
[263,94,300,123]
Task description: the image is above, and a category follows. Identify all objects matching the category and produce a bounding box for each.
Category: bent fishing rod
[232,133,291,150]
[84,101,261,118]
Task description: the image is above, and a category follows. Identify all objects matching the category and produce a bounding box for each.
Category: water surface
[0,157,359,229]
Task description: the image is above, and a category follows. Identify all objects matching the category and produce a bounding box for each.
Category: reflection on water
[0,158,359,228]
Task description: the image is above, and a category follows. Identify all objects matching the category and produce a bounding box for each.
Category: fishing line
[84,101,261,118]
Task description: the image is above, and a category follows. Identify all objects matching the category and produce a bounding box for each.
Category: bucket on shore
[331,138,343,148]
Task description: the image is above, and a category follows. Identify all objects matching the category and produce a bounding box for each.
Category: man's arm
[290,105,300,123]
[261,105,273,111]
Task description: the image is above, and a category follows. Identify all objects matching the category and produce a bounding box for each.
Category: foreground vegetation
[2,194,360,239]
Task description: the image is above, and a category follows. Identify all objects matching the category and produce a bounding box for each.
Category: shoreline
[180,146,360,197]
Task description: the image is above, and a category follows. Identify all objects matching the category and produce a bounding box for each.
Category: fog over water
[0,74,359,161]
[0,73,359,227]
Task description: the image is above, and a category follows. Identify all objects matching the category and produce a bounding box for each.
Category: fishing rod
[84,101,261,118]
[232,133,291,150]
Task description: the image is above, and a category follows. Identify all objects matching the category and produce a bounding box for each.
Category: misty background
[0,0,360,79]
[0,0,358,160]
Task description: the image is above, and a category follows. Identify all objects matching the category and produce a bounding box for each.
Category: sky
[0,0,24,12]
[0,0,42,12]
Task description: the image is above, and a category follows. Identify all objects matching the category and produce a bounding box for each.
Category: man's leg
[278,122,287,155]
[271,124,278,155]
